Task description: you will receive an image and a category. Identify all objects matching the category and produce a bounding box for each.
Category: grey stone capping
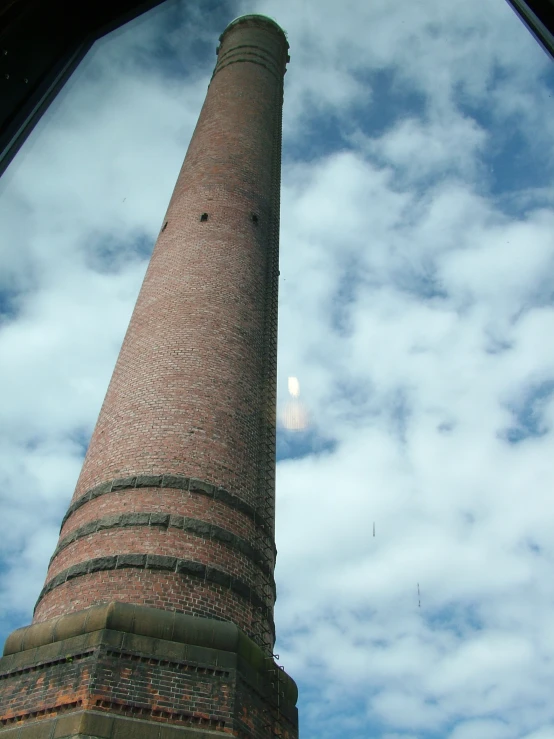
[110,477,136,491]
[149,512,170,526]
[115,554,146,569]
[176,560,205,578]
[125,512,150,526]
[206,567,230,589]
[89,556,117,572]
[97,515,122,530]
[160,475,187,489]
[50,514,274,580]
[0,629,232,681]
[135,475,163,488]
[34,558,276,632]
[65,562,89,580]
[146,555,176,570]
[3,602,298,705]
[60,476,276,553]
[0,645,97,682]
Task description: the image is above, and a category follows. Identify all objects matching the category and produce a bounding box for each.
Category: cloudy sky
[2,0,554,737]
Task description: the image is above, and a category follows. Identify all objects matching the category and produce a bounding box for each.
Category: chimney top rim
[220,14,289,46]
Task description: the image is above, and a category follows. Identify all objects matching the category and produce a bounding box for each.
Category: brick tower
[0,14,298,739]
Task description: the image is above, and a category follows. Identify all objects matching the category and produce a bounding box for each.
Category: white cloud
[447,719,512,739]
[520,729,554,739]
[358,114,488,183]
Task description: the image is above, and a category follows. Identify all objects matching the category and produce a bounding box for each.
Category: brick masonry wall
[0,625,298,737]
[71,26,285,503]
[45,529,261,584]
[0,653,94,726]
[30,15,289,660]
[60,488,254,542]
[35,569,264,631]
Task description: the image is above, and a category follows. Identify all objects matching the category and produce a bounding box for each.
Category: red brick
[1,15,296,739]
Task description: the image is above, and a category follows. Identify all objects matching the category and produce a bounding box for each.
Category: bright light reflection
[281,376,308,431]
[288,376,300,397]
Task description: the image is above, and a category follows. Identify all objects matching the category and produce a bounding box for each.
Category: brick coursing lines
[50,512,275,581]
[93,698,225,729]
[214,45,282,81]
[217,43,282,63]
[104,649,230,678]
[61,475,275,549]
[0,651,95,681]
[35,555,276,628]
[1,700,83,726]
[213,55,281,82]
[0,650,230,682]
[1,699,225,730]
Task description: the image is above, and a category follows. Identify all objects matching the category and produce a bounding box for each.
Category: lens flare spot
[282,401,308,431]
[288,376,300,398]
[281,376,308,430]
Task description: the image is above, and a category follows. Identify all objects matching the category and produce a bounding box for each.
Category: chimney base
[0,603,298,739]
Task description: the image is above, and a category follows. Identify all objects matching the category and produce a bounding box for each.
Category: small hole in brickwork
[200,213,208,222]
[251,213,259,224]
[161,221,167,232]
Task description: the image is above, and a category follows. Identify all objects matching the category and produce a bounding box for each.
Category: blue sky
[1,1,554,738]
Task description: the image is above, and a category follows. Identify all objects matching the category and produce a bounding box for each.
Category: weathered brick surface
[1,15,296,739]
[46,528,264,587]
[0,653,94,725]
[60,488,256,544]
[52,516,272,579]
[69,26,284,506]
[28,15,286,647]
[34,571,257,632]
[0,626,297,737]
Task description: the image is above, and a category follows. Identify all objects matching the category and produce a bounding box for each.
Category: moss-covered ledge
[3,602,297,705]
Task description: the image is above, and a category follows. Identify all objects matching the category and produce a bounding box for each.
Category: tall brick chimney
[0,15,298,739]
